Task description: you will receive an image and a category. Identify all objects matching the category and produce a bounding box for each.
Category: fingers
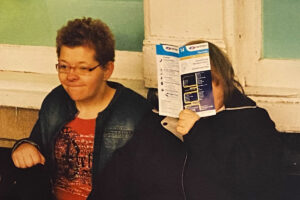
[39,153,46,165]
[176,109,200,135]
[12,151,26,168]
[176,120,191,135]
[30,151,45,166]
[176,125,189,135]
[11,143,45,168]
[12,148,23,168]
[179,109,200,120]
[13,156,21,168]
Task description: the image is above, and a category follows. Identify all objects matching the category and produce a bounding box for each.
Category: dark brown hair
[56,17,115,68]
[185,40,244,104]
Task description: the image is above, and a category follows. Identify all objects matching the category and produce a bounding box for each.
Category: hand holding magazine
[156,42,216,118]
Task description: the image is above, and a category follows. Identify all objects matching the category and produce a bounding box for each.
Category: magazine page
[156,44,183,117]
[179,42,216,117]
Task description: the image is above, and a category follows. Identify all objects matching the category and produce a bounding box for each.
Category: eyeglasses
[55,63,101,75]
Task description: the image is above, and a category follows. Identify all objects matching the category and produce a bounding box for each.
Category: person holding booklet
[89,40,284,200]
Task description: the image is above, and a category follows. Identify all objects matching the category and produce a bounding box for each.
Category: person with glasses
[11,17,152,199]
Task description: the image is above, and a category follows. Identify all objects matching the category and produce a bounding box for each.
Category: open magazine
[156,42,216,118]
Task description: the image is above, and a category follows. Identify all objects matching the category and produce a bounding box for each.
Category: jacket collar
[97,81,124,116]
[225,89,256,111]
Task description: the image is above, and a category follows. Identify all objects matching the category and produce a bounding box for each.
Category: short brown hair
[56,17,115,68]
[185,40,244,104]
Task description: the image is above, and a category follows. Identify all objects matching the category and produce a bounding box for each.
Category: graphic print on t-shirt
[54,118,95,199]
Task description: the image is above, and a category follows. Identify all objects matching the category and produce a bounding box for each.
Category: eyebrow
[58,59,69,64]
[58,59,90,65]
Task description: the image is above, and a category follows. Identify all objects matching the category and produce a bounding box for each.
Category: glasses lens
[57,64,69,73]
[77,67,91,75]
[55,64,97,75]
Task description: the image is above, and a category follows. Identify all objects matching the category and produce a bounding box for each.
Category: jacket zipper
[181,153,188,200]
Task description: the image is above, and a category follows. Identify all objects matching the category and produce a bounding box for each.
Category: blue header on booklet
[156,44,179,57]
[179,44,209,57]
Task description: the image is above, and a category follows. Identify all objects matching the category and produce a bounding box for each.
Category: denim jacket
[13,81,152,188]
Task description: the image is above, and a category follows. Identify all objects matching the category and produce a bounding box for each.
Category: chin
[68,95,84,102]
[66,91,85,101]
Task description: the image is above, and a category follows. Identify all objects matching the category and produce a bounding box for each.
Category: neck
[76,83,116,119]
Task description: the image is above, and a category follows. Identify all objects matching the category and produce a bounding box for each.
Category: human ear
[103,61,114,80]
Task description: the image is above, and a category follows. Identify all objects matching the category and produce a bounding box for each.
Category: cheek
[212,82,224,109]
[58,74,64,83]
[86,75,104,89]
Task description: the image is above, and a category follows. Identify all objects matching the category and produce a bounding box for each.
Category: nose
[66,68,79,81]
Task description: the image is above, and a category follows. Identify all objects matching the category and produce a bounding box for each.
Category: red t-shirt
[53,117,96,200]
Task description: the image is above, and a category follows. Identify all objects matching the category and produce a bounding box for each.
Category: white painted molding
[0,44,57,74]
[0,71,58,109]
[234,0,300,89]
[144,0,224,39]
[250,96,300,133]
[245,86,300,132]
[113,50,144,80]
[0,44,144,80]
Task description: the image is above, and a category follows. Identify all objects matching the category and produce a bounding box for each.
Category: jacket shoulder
[39,85,72,113]
[42,85,67,103]
[118,87,153,113]
[235,106,273,123]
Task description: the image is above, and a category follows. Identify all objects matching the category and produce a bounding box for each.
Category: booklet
[156,42,216,118]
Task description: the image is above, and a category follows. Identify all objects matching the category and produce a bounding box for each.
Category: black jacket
[90,90,284,200]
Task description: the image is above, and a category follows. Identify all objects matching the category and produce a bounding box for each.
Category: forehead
[59,45,96,63]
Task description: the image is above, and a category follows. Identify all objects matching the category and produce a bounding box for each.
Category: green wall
[0,0,144,51]
[263,0,300,59]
